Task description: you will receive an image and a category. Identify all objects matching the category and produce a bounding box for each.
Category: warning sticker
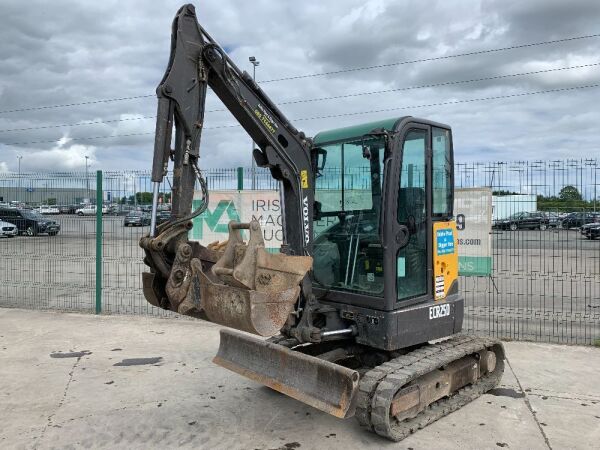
[435,275,445,299]
[436,228,455,256]
[301,169,309,189]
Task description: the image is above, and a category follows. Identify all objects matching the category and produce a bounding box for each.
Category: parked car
[37,205,60,215]
[58,204,79,214]
[76,205,108,216]
[105,205,121,215]
[156,210,172,225]
[0,207,60,236]
[493,211,549,231]
[581,222,600,240]
[124,211,151,227]
[559,212,600,229]
[543,212,561,228]
[0,219,18,238]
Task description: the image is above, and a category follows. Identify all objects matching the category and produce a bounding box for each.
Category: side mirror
[362,142,372,160]
[314,200,322,221]
[313,147,327,176]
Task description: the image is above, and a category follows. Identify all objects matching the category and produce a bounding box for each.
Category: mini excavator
[140,4,504,441]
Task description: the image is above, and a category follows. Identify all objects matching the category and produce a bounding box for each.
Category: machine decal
[434,275,445,299]
[429,303,450,319]
[432,221,459,301]
[303,195,310,244]
[301,169,309,189]
[254,103,278,134]
[436,228,455,255]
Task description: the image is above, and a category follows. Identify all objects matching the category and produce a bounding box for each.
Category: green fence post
[237,167,244,190]
[95,170,103,314]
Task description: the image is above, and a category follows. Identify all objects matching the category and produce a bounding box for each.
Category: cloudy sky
[0,0,599,173]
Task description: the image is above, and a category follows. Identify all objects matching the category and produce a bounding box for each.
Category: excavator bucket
[198,220,313,336]
[214,328,360,418]
[142,219,312,336]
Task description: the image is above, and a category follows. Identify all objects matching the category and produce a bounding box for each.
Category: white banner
[454,187,492,276]
[191,188,493,275]
[190,190,283,249]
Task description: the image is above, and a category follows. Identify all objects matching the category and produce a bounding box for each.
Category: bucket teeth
[146,220,312,336]
[201,220,312,336]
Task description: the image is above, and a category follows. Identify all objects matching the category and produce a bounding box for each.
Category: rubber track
[355,334,505,441]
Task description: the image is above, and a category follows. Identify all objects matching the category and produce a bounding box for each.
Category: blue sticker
[436,228,455,255]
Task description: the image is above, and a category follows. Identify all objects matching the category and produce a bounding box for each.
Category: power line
[261,33,600,83]
[0,116,155,134]
[0,95,154,115]
[1,32,598,115]
[209,62,600,111]
[4,83,598,146]
[291,83,600,122]
[2,62,597,134]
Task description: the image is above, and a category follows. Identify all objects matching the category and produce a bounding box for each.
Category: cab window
[432,127,452,217]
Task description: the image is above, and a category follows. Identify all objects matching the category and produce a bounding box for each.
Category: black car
[0,207,61,236]
[156,210,172,225]
[542,212,561,228]
[124,211,151,227]
[493,211,549,231]
[560,212,600,229]
[581,222,600,240]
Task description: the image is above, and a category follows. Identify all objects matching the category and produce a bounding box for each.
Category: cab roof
[313,116,408,145]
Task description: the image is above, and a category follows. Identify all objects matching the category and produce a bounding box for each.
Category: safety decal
[301,169,309,189]
[436,228,455,255]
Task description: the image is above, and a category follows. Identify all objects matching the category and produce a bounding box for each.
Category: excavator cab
[312,117,458,318]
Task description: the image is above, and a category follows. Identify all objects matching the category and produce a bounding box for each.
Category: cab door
[386,124,432,307]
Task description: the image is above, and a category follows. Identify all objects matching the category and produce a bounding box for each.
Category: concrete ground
[1,308,599,450]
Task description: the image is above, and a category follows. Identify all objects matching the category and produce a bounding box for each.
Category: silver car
[0,219,18,238]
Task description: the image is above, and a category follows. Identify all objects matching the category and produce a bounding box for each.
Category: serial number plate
[429,304,450,319]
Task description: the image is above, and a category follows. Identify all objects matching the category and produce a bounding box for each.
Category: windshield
[22,210,45,220]
[312,136,386,296]
[314,136,384,216]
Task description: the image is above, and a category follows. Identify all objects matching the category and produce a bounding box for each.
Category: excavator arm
[140,4,316,337]
[149,4,314,252]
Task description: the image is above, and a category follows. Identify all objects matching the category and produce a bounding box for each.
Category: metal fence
[0,160,599,345]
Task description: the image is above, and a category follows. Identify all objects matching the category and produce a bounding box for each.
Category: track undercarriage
[216,329,504,442]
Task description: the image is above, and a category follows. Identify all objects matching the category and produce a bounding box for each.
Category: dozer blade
[214,329,360,418]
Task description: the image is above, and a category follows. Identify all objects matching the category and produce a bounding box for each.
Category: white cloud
[0,0,598,172]
[25,137,97,171]
[0,162,8,172]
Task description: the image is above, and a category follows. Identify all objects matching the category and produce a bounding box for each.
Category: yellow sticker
[301,170,309,188]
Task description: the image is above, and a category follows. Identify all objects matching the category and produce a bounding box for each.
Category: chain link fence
[0,161,598,344]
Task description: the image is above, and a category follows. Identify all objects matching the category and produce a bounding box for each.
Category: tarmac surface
[1,308,599,449]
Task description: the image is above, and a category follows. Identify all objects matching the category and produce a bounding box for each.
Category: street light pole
[85,155,89,201]
[249,56,260,190]
[17,155,22,202]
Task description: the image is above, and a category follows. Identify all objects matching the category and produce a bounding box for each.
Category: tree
[558,185,582,201]
[135,192,154,204]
